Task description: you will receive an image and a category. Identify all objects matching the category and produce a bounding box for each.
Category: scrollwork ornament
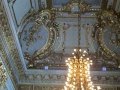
[0,2,25,80]
[95,10,120,64]
[32,10,58,60]
[51,0,91,13]
[0,62,7,86]
[19,10,60,65]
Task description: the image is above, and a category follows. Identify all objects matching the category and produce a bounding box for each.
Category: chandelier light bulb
[83,54,85,56]
[97,86,101,90]
[74,56,76,59]
[87,58,89,60]
[79,49,82,52]
[68,58,70,60]
[74,49,77,52]
[83,50,87,53]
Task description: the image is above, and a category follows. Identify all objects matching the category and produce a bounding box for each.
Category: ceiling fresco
[1,0,120,89]
[17,0,119,70]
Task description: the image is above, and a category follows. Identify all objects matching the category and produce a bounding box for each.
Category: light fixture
[64,49,101,90]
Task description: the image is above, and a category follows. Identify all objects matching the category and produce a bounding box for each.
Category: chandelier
[0,61,7,86]
[64,49,101,90]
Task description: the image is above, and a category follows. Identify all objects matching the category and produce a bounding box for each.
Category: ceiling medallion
[19,10,59,66]
[51,0,91,13]
[95,10,120,63]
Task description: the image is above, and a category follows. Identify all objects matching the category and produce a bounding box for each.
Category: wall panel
[12,0,31,26]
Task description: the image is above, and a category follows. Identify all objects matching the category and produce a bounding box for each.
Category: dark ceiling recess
[47,0,52,9]
[101,0,108,10]
[113,0,117,10]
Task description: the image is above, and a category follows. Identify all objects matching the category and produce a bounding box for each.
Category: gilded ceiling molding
[0,0,120,88]
[18,71,120,86]
[18,71,120,90]
[0,61,7,86]
[0,2,18,86]
[0,1,25,81]
[32,10,58,60]
[95,10,120,64]
[18,85,63,90]
[0,40,18,89]
[18,84,120,90]
[51,0,91,12]
[18,9,60,67]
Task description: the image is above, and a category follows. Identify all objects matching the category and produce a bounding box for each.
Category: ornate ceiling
[0,0,120,90]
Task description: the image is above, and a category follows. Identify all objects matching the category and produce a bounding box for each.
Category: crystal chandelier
[0,61,7,86]
[64,49,101,90]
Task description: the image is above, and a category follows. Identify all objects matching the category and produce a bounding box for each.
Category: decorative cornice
[17,70,120,86]
[18,84,120,90]
[0,38,18,89]
[17,71,120,90]
[18,85,63,90]
[0,0,25,81]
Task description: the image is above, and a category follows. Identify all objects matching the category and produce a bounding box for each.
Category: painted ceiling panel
[18,11,99,69]
[104,28,120,53]
[13,0,31,25]
[52,0,101,7]
[85,0,101,6]
[6,0,118,70]
[64,26,78,47]
[52,0,69,7]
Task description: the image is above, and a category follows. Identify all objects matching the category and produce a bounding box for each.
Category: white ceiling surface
[12,0,31,25]
[55,13,97,54]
